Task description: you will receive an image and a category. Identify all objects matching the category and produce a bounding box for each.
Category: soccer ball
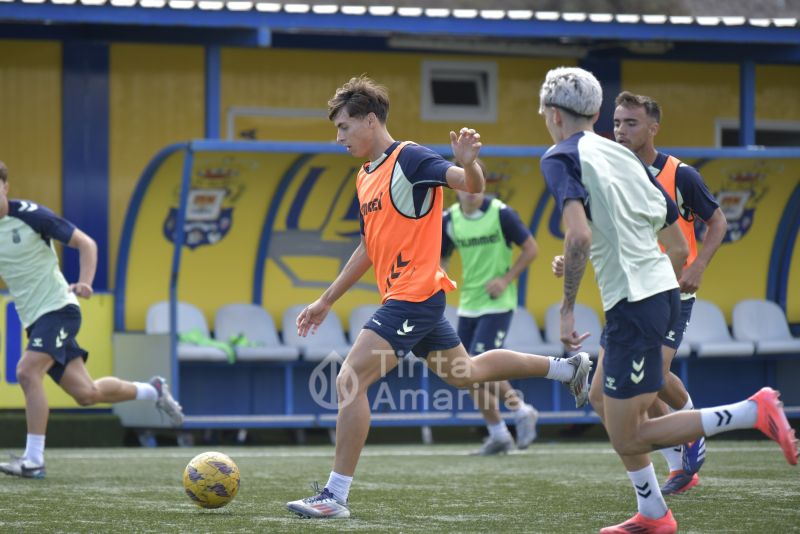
[183,451,240,509]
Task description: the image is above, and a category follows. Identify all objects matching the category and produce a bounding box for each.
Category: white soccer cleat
[471,434,515,456]
[287,484,351,519]
[150,376,185,426]
[0,455,45,479]
[514,404,539,449]
[565,352,592,408]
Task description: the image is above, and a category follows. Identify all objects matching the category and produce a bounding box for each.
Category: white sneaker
[287,484,351,519]
[150,376,185,426]
[565,352,592,408]
[471,434,515,456]
[0,455,45,479]
[514,405,539,449]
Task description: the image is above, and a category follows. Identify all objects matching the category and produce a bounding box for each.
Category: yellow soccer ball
[183,451,240,509]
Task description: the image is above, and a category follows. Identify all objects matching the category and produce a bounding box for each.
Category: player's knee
[15,363,42,390]
[588,387,604,414]
[446,373,474,389]
[609,434,646,456]
[335,366,366,397]
[72,386,99,406]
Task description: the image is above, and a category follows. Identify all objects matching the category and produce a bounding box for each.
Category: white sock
[23,434,45,466]
[659,444,684,472]
[659,394,694,471]
[134,382,158,401]
[487,421,511,440]
[325,471,352,503]
[627,463,668,519]
[513,403,533,415]
[545,357,574,381]
[700,400,758,437]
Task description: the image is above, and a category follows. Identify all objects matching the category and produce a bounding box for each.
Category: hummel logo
[11,229,20,244]
[385,252,411,290]
[666,330,676,342]
[18,201,39,213]
[371,318,382,326]
[475,342,485,353]
[55,327,68,348]
[635,482,652,498]
[715,409,733,426]
[494,330,506,348]
[605,376,617,390]
[32,338,43,348]
[630,357,645,384]
[396,319,414,336]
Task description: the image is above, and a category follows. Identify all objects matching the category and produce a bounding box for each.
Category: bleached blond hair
[538,67,602,118]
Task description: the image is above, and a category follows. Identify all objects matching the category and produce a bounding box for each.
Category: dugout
[110,140,800,429]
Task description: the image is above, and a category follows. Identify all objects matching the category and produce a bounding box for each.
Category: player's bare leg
[287,329,397,519]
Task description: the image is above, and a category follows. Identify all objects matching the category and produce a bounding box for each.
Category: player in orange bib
[286,75,594,519]
[613,91,728,496]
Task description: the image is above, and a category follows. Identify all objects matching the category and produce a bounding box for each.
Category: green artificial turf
[0,441,797,533]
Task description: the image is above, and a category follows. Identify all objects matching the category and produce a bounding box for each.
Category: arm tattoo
[562,239,589,314]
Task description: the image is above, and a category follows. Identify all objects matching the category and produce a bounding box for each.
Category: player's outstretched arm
[296,237,372,337]
[67,228,97,299]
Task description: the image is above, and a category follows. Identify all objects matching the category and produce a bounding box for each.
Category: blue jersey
[0,200,78,327]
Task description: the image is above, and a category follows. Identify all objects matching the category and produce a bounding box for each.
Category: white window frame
[421,60,498,123]
[715,118,800,147]
[225,106,328,140]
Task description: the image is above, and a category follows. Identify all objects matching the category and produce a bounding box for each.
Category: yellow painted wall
[1,40,797,327]
[221,48,568,145]
[109,44,205,293]
[789,225,800,323]
[0,294,114,409]
[621,61,800,146]
[621,61,740,146]
[756,65,800,122]
[0,40,62,217]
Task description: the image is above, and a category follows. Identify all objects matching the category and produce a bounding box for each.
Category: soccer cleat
[600,509,677,534]
[661,470,699,495]
[681,437,706,475]
[286,484,351,519]
[565,352,592,408]
[471,434,515,456]
[749,387,799,466]
[514,404,539,450]
[151,376,185,427]
[0,455,46,479]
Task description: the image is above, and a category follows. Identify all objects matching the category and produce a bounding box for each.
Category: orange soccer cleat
[600,509,677,534]
[749,387,799,466]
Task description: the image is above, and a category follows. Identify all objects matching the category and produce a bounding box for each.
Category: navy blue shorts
[25,304,88,384]
[662,297,695,350]
[361,291,462,359]
[457,311,513,355]
[600,289,680,399]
